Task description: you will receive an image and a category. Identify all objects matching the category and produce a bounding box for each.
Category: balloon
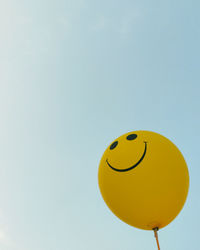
[98,131,189,230]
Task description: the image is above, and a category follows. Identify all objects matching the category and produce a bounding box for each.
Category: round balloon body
[98,131,189,230]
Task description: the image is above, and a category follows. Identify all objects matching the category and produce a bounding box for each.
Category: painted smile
[106,142,147,172]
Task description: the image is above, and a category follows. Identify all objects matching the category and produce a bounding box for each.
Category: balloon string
[153,227,160,250]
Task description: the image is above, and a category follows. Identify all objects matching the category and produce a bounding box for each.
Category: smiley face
[106,133,147,172]
[98,130,189,230]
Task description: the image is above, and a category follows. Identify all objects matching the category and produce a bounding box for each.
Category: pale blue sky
[0,0,199,249]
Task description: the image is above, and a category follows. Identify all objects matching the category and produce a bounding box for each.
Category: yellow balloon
[98,131,189,230]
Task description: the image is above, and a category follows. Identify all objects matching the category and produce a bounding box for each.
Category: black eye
[126,134,137,140]
[110,141,118,150]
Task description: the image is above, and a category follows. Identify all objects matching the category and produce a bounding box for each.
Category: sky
[0,0,199,249]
